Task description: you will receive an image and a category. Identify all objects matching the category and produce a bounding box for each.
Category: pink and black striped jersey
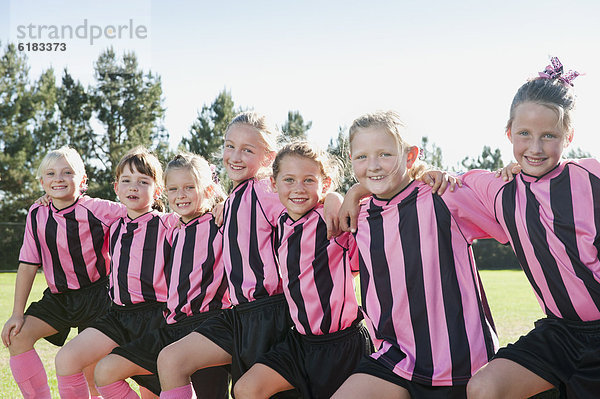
[276,205,360,335]
[463,159,600,322]
[19,196,126,293]
[352,181,506,386]
[221,178,285,305]
[163,213,230,324]
[109,210,177,306]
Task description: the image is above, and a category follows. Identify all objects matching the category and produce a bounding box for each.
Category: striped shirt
[19,196,126,293]
[276,205,360,335]
[221,178,285,305]
[463,159,600,322]
[352,181,507,385]
[109,210,177,306]
[163,213,230,324]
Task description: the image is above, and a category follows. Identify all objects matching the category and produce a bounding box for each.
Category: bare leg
[158,332,231,391]
[95,353,151,387]
[84,363,102,397]
[331,373,410,399]
[140,386,158,399]
[467,358,555,399]
[234,363,294,399]
[55,328,118,376]
[6,315,57,356]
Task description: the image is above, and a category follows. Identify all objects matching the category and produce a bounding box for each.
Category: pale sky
[2,0,600,169]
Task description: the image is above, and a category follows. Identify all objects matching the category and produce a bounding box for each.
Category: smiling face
[223,124,271,187]
[166,168,204,223]
[114,164,160,219]
[350,127,417,200]
[39,156,86,209]
[508,102,573,177]
[271,154,328,221]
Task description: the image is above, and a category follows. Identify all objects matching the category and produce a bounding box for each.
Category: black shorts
[89,300,167,394]
[258,321,374,399]
[25,276,111,346]
[353,356,467,399]
[494,316,600,398]
[89,300,167,346]
[112,310,230,399]
[196,294,301,398]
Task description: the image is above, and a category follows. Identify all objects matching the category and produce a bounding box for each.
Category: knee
[7,329,37,354]
[233,377,261,399]
[94,356,114,387]
[157,346,179,377]
[467,373,499,399]
[54,345,80,374]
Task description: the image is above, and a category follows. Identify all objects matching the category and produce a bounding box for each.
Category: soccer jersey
[463,159,600,322]
[163,213,230,324]
[352,181,507,386]
[19,196,126,293]
[221,178,285,305]
[109,210,177,306]
[276,205,360,335]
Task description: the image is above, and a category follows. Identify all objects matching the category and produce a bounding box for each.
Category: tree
[565,147,592,159]
[0,42,40,221]
[88,47,167,198]
[327,127,354,194]
[461,146,504,171]
[420,136,444,169]
[180,89,237,163]
[281,110,311,142]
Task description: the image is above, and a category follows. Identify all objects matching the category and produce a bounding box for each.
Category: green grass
[0,270,544,397]
[0,272,144,398]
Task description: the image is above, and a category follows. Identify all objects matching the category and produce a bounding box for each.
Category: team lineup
[2,57,600,398]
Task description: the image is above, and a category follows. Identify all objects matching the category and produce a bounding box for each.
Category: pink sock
[160,384,194,399]
[57,372,90,398]
[97,380,139,399]
[9,349,51,399]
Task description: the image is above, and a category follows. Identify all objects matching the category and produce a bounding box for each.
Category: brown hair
[115,146,165,212]
[506,77,576,135]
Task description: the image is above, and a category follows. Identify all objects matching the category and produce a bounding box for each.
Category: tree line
[0,43,590,270]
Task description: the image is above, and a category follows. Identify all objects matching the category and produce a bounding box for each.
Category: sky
[2,0,600,169]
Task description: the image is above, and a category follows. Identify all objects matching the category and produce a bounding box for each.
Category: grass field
[0,270,544,398]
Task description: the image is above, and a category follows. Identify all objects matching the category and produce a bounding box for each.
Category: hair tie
[538,56,581,86]
[209,164,219,184]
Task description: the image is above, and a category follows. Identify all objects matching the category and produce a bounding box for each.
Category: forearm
[11,263,39,315]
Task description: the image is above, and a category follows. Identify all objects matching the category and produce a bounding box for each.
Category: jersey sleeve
[460,169,507,218]
[18,204,42,266]
[442,183,509,244]
[347,233,360,274]
[254,179,285,226]
[82,196,128,226]
[570,158,600,177]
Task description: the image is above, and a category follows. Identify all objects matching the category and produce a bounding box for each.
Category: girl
[462,58,600,398]
[157,112,342,398]
[233,141,373,399]
[53,146,176,398]
[1,146,124,399]
[332,111,507,399]
[92,152,231,399]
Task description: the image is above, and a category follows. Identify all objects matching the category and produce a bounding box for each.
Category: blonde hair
[224,111,280,180]
[36,146,88,191]
[348,111,427,180]
[165,152,226,214]
[272,140,340,194]
[115,146,165,212]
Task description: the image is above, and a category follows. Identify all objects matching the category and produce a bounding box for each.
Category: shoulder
[566,158,600,177]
